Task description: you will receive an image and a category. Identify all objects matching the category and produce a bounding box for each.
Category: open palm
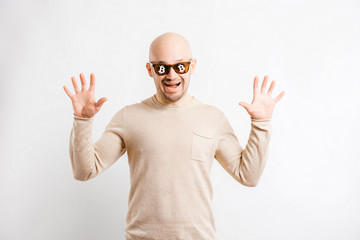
[63,73,107,118]
[238,75,285,120]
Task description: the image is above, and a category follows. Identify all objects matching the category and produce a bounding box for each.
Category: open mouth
[164,82,181,88]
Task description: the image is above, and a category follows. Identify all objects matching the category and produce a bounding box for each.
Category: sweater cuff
[73,113,94,121]
[251,117,271,122]
[250,118,272,131]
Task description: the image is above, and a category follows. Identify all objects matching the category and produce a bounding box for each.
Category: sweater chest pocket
[190,131,216,162]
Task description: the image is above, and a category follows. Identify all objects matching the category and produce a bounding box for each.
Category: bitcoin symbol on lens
[178,64,185,73]
[158,65,165,74]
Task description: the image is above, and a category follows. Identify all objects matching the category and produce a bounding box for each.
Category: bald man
[64,32,285,240]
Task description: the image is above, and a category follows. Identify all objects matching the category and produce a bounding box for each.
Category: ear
[146,62,153,77]
[190,58,197,75]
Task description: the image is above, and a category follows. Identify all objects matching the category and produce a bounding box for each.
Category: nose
[165,66,178,80]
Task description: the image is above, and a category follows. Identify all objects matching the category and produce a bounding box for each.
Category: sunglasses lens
[154,65,168,75]
[174,62,190,74]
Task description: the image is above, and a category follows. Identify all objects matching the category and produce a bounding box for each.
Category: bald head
[149,32,192,63]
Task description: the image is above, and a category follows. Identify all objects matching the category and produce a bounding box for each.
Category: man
[63,32,285,240]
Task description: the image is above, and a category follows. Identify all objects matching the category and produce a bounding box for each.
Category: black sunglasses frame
[149,58,192,76]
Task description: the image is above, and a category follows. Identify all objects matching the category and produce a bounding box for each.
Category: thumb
[238,102,251,111]
[95,97,108,110]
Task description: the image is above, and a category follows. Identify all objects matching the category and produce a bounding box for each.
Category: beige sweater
[69,94,272,240]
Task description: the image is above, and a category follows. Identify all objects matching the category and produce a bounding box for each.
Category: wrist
[73,113,94,120]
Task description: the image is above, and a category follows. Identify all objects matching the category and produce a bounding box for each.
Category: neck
[155,92,194,107]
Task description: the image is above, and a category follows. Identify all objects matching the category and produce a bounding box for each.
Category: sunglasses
[149,58,192,76]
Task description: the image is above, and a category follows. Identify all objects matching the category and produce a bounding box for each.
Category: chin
[164,93,183,102]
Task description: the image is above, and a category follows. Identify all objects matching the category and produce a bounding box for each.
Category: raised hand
[63,73,108,118]
[238,75,285,120]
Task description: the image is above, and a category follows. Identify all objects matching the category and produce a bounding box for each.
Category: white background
[1,0,359,239]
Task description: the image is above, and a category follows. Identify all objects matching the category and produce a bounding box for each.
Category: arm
[215,75,285,187]
[69,110,126,181]
[64,73,125,181]
[215,115,272,187]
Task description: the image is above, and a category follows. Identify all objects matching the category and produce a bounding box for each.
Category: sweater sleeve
[214,113,272,187]
[69,108,127,181]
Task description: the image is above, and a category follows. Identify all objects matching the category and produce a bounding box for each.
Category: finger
[63,85,73,98]
[71,76,80,93]
[80,73,87,91]
[95,97,108,110]
[253,76,259,96]
[89,73,95,92]
[268,80,276,95]
[238,101,251,111]
[274,91,286,103]
[261,75,269,94]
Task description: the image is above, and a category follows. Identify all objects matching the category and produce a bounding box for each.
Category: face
[146,58,196,103]
[146,33,196,104]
